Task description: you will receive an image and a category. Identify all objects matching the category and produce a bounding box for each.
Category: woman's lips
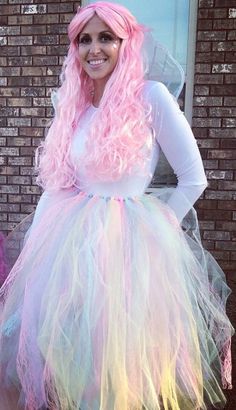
[87,58,107,68]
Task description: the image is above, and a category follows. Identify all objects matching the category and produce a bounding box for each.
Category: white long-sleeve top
[31,81,207,229]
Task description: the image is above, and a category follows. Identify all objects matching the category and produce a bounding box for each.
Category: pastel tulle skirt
[0,190,233,410]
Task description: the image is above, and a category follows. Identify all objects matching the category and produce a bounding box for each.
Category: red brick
[197,200,217,211]
[208,150,236,160]
[0,88,20,97]
[199,0,214,7]
[215,0,236,6]
[22,67,46,76]
[206,170,233,180]
[20,186,41,195]
[196,52,225,63]
[33,98,51,107]
[195,64,211,74]
[213,20,236,30]
[21,4,46,15]
[7,137,31,146]
[225,52,236,62]
[224,97,236,106]
[21,204,36,213]
[219,160,236,170]
[32,77,58,87]
[7,118,31,127]
[198,20,213,30]
[0,185,19,194]
[194,86,209,96]
[8,15,33,25]
[20,167,34,176]
[197,31,226,41]
[33,14,59,24]
[34,35,59,45]
[222,118,236,127]
[221,139,236,149]
[8,56,32,66]
[192,118,221,127]
[8,77,33,87]
[192,107,208,117]
[209,107,236,117]
[218,181,236,190]
[8,36,33,46]
[218,201,236,210]
[32,56,58,66]
[196,42,211,52]
[21,25,46,35]
[19,127,43,137]
[194,96,223,106]
[21,88,45,97]
[32,118,51,127]
[47,3,73,13]
[21,107,45,117]
[21,45,46,56]
[213,63,236,73]
[211,85,236,96]
[216,221,236,231]
[215,242,236,251]
[8,98,32,107]
[59,13,74,24]
[47,24,67,35]
[228,31,236,40]
[196,74,224,84]
[8,194,31,203]
[203,159,219,169]
[0,203,20,213]
[0,46,20,56]
[225,74,236,84]
[0,128,18,136]
[0,166,19,176]
[209,129,236,138]
[0,5,20,15]
[212,41,236,52]
[8,175,31,185]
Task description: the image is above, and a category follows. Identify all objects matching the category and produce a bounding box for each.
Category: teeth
[89,59,106,65]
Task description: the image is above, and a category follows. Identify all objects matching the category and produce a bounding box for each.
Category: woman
[0,2,233,409]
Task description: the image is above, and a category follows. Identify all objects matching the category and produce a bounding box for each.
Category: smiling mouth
[88,59,107,66]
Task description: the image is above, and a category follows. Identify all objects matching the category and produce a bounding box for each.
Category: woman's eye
[100,34,114,43]
[78,36,91,45]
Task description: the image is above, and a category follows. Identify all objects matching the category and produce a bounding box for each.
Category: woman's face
[77,15,121,83]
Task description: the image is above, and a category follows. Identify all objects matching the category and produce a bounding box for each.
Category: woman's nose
[89,40,101,54]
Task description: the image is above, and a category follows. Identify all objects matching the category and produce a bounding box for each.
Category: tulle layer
[0,190,233,410]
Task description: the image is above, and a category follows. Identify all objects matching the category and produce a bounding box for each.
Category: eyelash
[78,34,115,45]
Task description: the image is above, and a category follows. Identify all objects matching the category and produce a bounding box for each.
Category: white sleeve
[30,188,79,232]
[147,81,208,222]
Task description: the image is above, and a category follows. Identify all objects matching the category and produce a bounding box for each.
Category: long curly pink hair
[35,1,153,190]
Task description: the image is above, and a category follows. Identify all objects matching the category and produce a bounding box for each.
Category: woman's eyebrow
[80,30,114,36]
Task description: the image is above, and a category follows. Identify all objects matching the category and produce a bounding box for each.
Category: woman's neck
[93,78,107,107]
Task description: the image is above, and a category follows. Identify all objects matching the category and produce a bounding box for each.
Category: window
[81,0,198,187]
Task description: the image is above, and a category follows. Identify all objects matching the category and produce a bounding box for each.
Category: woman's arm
[147,81,207,222]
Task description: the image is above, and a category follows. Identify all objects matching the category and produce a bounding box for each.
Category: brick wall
[193,2,236,407]
[193,0,236,277]
[0,0,80,231]
[0,0,235,408]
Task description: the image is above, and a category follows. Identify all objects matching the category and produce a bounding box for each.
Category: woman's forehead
[80,14,112,35]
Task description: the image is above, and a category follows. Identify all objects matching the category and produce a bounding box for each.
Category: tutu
[0,189,233,410]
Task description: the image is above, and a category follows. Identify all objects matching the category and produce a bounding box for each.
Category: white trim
[185,0,198,126]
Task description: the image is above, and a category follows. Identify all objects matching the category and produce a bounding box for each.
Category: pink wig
[36,1,153,190]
